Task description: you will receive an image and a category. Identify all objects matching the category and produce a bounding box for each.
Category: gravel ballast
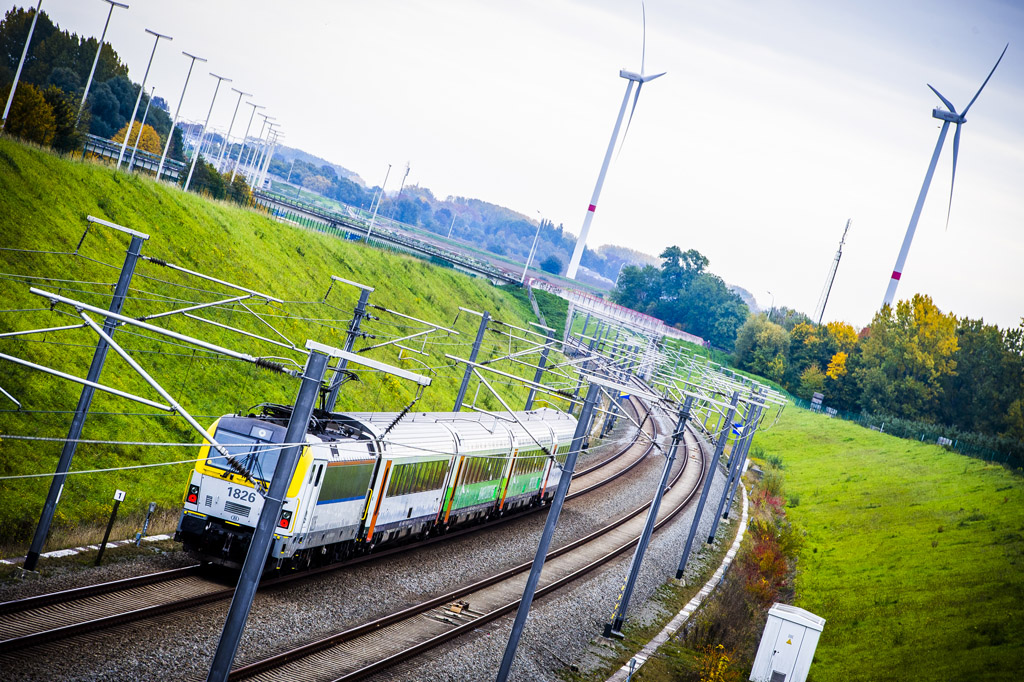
[0,407,720,682]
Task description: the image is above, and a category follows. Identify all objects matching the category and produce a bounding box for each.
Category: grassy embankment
[0,138,567,553]
[753,406,1024,680]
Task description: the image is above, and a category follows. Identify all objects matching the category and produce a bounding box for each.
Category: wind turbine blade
[641,1,647,76]
[946,123,961,231]
[616,83,643,161]
[927,84,957,115]
[962,43,1008,116]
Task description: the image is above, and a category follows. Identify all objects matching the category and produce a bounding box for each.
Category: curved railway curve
[0,395,658,657]
[227,410,708,681]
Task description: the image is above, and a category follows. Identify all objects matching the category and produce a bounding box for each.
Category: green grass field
[0,138,566,550]
[754,407,1024,681]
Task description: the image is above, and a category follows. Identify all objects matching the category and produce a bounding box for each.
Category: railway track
[0,396,658,657]
[227,409,708,681]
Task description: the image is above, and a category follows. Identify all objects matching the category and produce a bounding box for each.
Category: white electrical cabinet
[749,603,825,682]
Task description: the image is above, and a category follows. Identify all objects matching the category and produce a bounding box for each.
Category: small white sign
[114,489,126,502]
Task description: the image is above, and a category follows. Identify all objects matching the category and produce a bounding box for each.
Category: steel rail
[228,413,703,681]
[0,399,655,654]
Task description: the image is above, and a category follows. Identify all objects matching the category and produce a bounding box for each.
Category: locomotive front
[175,415,299,568]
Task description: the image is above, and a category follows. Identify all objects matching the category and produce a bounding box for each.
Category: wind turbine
[881,44,1008,310]
[565,4,665,281]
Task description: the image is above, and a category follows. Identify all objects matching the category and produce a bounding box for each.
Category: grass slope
[0,139,563,549]
[754,407,1023,681]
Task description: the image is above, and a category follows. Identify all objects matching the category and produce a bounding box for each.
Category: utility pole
[524,328,553,411]
[707,398,757,543]
[719,398,762,525]
[24,218,148,572]
[216,87,251,172]
[605,396,693,638]
[675,391,738,581]
[206,346,330,682]
[325,279,374,411]
[496,382,600,682]
[453,311,490,412]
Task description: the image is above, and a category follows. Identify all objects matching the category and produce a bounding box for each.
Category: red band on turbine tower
[891,271,902,280]
[588,204,597,213]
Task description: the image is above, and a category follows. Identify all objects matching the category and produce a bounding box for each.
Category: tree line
[734,294,1024,451]
[0,7,251,203]
[265,154,661,284]
[611,246,750,349]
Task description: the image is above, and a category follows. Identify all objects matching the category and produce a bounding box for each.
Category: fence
[792,397,1023,470]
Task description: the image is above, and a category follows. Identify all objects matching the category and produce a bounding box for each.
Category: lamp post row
[3,0,277,186]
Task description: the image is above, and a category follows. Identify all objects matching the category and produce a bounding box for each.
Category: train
[175,404,579,570]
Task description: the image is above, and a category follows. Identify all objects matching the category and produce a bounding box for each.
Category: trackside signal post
[605,395,694,638]
[496,382,601,682]
[25,218,148,572]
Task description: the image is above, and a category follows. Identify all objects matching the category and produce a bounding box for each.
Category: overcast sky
[25,0,1024,330]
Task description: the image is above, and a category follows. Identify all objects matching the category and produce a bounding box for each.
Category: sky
[18,0,1024,330]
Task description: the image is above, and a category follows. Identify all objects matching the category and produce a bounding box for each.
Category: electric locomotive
[175,405,577,570]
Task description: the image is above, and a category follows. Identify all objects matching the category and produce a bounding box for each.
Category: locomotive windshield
[205,428,280,483]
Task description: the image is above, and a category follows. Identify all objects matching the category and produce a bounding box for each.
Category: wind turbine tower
[566,6,664,281]
[813,219,852,326]
[881,44,1008,310]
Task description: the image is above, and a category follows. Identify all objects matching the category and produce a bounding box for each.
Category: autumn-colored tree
[111,121,162,155]
[855,294,959,420]
[799,364,826,399]
[0,82,55,146]
[733,315,789,382]
[226,174,252,205]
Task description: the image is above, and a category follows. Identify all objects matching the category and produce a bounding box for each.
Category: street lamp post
[366,164,391,242]
[256,126,280,189]
[156,51,205,181]
[230,102,262,183]
[184,72,231,192]
[247,113,274,185]
[77,0,129,127]
[2,0,43,132]
[766,290,775,321]
[116,29,172,170]
[216,87,251,172]
[126,84,155,171]
[521,212,543,284]
[446,214,457,239]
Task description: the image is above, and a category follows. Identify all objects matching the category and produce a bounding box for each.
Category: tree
[659,245,707,294]
[303,174,330,195]
[940,317,1024,437]
[540,255,563,275]
[111,121,161,155]
[611,264,661,312]
[226,174,252,205]
[733,314,789,381]
[85,80,121,138]
[854,294,959,420]
[799,365,826,399]
[41,84,80,152]
[0,82,55,146]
